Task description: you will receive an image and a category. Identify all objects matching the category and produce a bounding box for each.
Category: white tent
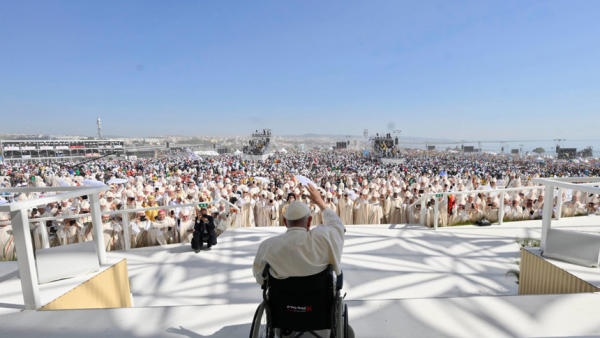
[280,148,287,153]
[234,149,242,155]
[196,150,219,156]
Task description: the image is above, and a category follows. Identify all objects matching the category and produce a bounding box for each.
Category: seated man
[252,184,354,337]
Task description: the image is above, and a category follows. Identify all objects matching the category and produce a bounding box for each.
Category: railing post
[556,187,563,220]
[89,194,107,265]
[498,191,505,225]
[434,197,439,230]
[420,195,426,226]
[39,221,50,249]
[540,185,554,252]
[122,212,130,251]
[10,209,41,310]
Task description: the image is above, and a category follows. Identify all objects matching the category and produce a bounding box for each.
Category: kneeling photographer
[192,207,217,253]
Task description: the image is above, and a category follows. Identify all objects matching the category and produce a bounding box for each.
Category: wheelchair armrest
[262,264,270,279]
[336,271,343,290]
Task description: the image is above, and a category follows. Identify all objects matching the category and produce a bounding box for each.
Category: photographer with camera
[191,207,217,253]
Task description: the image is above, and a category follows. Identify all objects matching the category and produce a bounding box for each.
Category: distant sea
[403,139,600,157]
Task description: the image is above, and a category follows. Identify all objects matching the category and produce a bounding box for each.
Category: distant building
[0,139,125,161]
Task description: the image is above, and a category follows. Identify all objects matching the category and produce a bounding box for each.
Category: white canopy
[280,148,288,153]
[196,150,219,156]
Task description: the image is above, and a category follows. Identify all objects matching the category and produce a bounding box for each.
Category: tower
[97,118,102,139]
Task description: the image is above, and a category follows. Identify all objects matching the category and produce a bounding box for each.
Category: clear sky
[1,1,599,139]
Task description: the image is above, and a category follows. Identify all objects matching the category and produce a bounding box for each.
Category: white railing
[408,186,547,230]
[0,186,239,310]
[0,186,109,310]
[531,177,600,252]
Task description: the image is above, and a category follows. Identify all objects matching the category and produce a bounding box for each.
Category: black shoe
[194,249,200,253]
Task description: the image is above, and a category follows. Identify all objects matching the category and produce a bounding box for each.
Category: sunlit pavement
[1,217,600,337]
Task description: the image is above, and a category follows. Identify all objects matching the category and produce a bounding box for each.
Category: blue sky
[1,1,599,139]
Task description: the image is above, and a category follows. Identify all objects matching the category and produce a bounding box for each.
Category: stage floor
[1,216,600,337]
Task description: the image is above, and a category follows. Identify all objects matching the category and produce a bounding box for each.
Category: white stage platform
[1,217,600,337]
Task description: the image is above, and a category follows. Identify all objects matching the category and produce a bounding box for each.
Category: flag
[185,148,201,161]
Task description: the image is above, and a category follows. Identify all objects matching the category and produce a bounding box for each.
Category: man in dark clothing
[192,208,217,253]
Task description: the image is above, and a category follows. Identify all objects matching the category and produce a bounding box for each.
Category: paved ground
[1,216,599,337]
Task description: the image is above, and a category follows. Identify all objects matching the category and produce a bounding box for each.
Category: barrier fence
[0,186,238,310]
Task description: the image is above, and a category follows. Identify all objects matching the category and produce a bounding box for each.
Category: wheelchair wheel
[343,303,349,338]
[250,301,272,338]
[336,297,344,338]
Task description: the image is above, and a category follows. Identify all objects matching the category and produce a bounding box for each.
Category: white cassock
[382,197,392,223]
[310,206,321,225]
[265,204,279,227]
[29,221,47,250]
[279,202,291,227]
[57,221,79,246]
[505,206,523,221]
[485,207,500,223]
[224,212,243,229]
[389,198,403,224]
[337,199,354,225]
[354,198,369,225]
[368,201,383,224]
[152,217,176,245]
[128,220,142,248]
[255,199,268,227]
[0,225,16,261]
[135,221,155,248]
[240,197,256,227]
[178,219,195,244]
[103,221,123,252]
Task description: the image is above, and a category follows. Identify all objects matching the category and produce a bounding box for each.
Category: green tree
[533,147,545,154]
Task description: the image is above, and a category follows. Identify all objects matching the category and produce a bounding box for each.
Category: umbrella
[107,178,128,184]
[254,177,270,184]
[348,191,358,201]
[295,175,317,188]
[57,179,71,187]
[81,180,107,187]
[439,172,447,176]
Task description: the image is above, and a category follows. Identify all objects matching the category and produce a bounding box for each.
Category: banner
[185,148,202,161]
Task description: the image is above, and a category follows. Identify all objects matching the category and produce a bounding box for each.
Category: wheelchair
[249,264,349,338]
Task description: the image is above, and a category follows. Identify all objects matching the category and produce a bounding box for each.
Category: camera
[140,215,147,222]
[70,220,76,226]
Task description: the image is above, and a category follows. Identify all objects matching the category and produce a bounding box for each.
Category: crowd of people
[243,138,271,155]
[1,150,600,260]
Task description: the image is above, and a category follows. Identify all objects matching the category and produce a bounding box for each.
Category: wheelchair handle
[336,272,344,290]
